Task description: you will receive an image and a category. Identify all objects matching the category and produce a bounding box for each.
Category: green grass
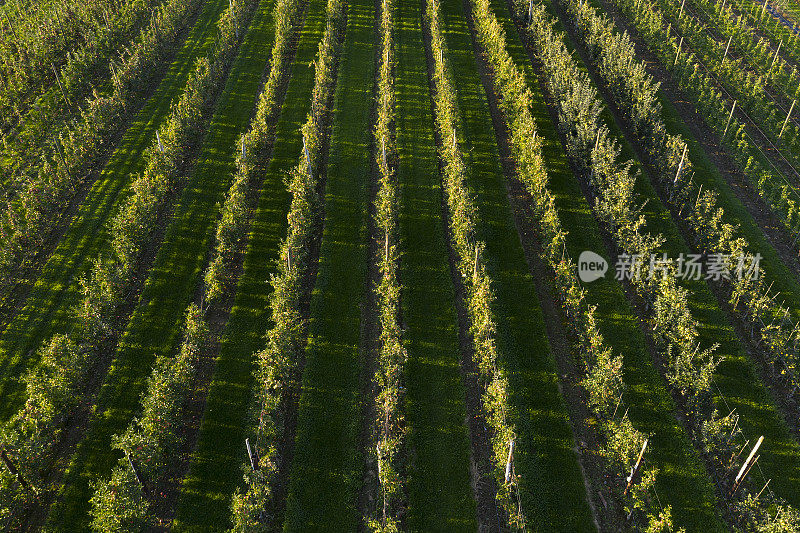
[171,0,330,529]
[439,1,596,530]
[482,0,731,529]
[44,1,277,529]
[280,0,375,529]
[507,0,800,510]
[395,0,476,529]
[0,0,229,421]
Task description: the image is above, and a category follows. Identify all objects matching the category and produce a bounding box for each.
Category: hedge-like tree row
[367,0,406,530]
[3,0,173,184]
[229,0,345,526]
[0,0,133,129]
[690,0,800,109]
[726,0,800,77]
[653,0,800,179]
[0,0,255,527]
[89,304,207,530]
[0,0,203,301]
[518,0,800,527]
[596,0,800,478]
[203,0,305,307]
[466,0,672,528]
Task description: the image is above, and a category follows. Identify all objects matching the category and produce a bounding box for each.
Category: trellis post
[52,63,71,108]
[125,450,149,495]
[721,35,732,65]
[770,40,782,73]
[504,439,515,484]
[723,100,737,138]
[156,130,164,153]
[246,438,259,471]
[779,99,795,138]
[729,435,763,498]
[679,0,686,19]
[624,438,648,495]
[674,144,688,185]
[303,136,312,174]
[675,37,684,67]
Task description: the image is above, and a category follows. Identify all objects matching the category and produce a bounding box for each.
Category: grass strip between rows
[395,0,476,528]
[281,0,376,525]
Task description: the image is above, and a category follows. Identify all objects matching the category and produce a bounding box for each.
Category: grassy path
[0,0,229,420]
[281,0,375,527]
[395,0,476,529]
[494,0,800,510]
[478,0,728,529]
[171,0,329,528]
[438,1,595,529]
[44,1,276,528]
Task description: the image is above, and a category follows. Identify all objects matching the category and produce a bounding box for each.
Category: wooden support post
[722,35,732,65]
[241,137,246,160]
[473,243,479,281]
[528,0,533,22]
[679,0,686,19]
[755,478,771,500]
[675,36,684,67]
[384,232,389,262]
[723,100,737,138]
[771,39,782,72]
[721,0,727,12]
[287,247,292,272]
[1,449,33,494]
[452,129,456,150]
[381,136,387,169]
[761,0,767,19]
[729,435,763,498]
[246,438,259,471]
[624,439,648,495]
[779,99,795,138]
[303,136,311,174]
[125,451,149,495]
[504,439,515,484]
[52,63,70,108]
[156,130,164,153]
[674,144,688,184]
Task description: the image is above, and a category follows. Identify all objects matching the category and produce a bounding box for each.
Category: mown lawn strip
[281,0,375,527]
[395,0,476,528]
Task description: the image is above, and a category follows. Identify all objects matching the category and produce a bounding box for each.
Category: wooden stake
[755,478,771,500]
[674,144,688,184]
[770,39,782,72]
[246,438,259,471]
[385,232,389,262]
[528,0,533,22]
[381,136,387,169]
[52,63,71,108]
[679,0,686,19]
[1,450,33,494]
[156,130,164,153]
[287,247,292,272]
[723,100,737,138]
[126,451,149,495]
[303,136,312,174]
[624,439,648,495]
[473,243,479,281]
[729,435,763,497]
[721,35,732,65]
[779,98,795,138]
[504,439,515,484]
[675,37,684,67]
